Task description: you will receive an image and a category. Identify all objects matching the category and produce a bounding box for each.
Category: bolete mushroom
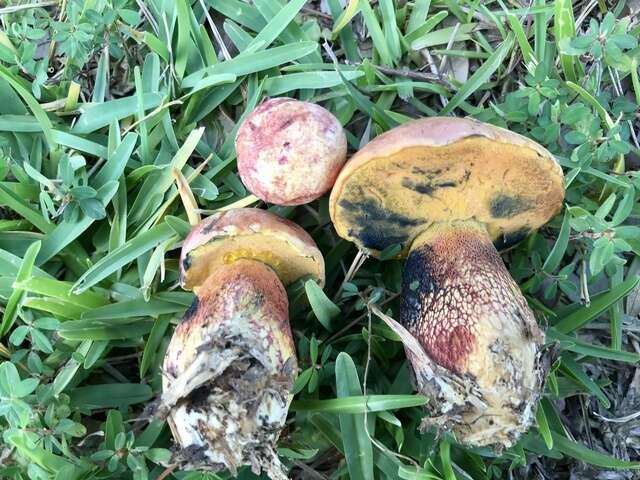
[161,208,324,479]
[329,117,564,449]
[235,97,347,205]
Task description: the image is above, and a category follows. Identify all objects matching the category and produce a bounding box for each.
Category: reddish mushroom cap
[235,97,347,206]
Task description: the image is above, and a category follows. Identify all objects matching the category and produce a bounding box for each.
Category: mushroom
[235,97,347,205]
[161,208,324,479]
[329,117,564,449]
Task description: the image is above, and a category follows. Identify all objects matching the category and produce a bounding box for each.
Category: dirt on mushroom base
[373,306,552,450]
[159,328,296,480]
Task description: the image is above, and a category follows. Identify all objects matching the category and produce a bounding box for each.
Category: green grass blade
[292,394,428,413]
[50,130,108,158]
[328,0,360,61]
[551,432,640,468]
[535,403,554,449]
[82,297,187,320]
[565,81,615,128]
[0,184,51,233]
[554,0,577,81]
[0,241,41,337]
[0,66,55,149]
[246,0,307,52]
[174,0,191,80]
[182,41,318,89]
[609,266,624,351]
[360,0,394,66]
[92,133,138,189]
[52,340,92,395]
[533,0,547,61]
[71,223,174,294]
[543,209,570,273]
[546,329,640,363]
[140,315,171,378]
[441,34,515,115]
[14,277,107,310]
[73,93,163,134]
[70,383,153,409]
[405,11,448,44]
[335,352,374,480]
[332,0,360,35]
[59,318,154,341]
[264,71,363,95]
[559,353,610,408]
[554,275,640,333]
[407,0,431,34]
[209,0,266,31]
[6,431,76,474]
[36,181,119,264]
[410,22,474,49]
[507,13,536,71]
[379,0,402,63]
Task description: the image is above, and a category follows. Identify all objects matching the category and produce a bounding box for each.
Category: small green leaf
[144,448,173,464]
[0,361,20,395]
[292,367,314,395]
[305,280,341,331]
[70,383,153,409]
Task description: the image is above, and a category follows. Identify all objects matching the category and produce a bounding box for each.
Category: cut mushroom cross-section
[329,117,564,449]
[161,208,324,479]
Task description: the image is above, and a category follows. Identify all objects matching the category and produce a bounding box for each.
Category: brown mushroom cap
[235,97,347,206]
[180,208,325,291]
[329,117,564,256]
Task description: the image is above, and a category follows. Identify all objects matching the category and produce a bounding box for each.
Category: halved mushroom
[235,97,347,206]
[329,117,564,449]
[161,208,324,479]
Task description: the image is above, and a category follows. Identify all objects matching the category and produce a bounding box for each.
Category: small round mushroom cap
[235,97,347,206]
[329,117,564,255]
[180,208,325,291]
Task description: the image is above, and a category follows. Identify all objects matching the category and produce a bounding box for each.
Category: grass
[0,0,639,479]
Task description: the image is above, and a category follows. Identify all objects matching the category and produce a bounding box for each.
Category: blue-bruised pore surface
[489,193,533,219]
[339,197,423,251]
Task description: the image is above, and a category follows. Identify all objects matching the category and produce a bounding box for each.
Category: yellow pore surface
[184,231,323,292]
[330,137,564,256]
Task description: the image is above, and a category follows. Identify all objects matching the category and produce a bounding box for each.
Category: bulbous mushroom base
[161,260,297,479]
[396,221,546,449]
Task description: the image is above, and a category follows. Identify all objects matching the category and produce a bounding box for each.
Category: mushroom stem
[399,220,545,448]
[163,259,297,480]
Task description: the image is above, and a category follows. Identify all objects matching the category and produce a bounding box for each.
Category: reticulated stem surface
[400,220,545,448]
